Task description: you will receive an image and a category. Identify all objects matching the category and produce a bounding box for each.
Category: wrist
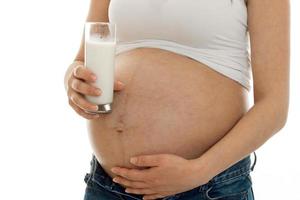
[73,59,84,65]
[189,156,214,185]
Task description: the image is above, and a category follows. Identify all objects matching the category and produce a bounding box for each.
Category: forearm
[64,60,84,92]
[192,97,288,182]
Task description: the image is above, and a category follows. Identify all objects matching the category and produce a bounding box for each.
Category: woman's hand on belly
[110,153,208,200]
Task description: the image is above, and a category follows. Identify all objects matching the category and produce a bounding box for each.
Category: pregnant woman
[64,0,290,199]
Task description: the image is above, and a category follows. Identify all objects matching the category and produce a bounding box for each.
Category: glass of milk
[84,22,116,113]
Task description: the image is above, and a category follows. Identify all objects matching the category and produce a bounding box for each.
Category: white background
[0,1,299,199]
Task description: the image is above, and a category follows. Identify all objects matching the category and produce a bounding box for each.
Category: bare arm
[192,0,290,181]
[64,0,110,91]
[62,0,124,120]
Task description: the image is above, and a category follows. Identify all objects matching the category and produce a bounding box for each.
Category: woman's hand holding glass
[66,61,125,119]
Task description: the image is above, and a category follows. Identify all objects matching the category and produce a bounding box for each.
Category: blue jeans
[83,152,257,200]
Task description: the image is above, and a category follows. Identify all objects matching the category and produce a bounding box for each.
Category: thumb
[130,154,165,167]
[113,80,125,91]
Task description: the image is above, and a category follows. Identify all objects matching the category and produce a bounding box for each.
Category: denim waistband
[84,152,257,200]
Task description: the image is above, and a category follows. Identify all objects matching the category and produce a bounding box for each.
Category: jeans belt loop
[250,151,257,171]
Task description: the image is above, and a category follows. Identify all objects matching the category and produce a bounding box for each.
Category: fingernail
[130,157,137,164]
[111,168,117,173]
[91,74,97,80]
[118,81,125,87]
[95,89,102,95]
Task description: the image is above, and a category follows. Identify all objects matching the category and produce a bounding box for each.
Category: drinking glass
[84,22,117,113]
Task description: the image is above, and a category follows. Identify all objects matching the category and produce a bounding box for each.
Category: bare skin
[87,47,249,179]
[64,0,289,199]
[64,0,249,179]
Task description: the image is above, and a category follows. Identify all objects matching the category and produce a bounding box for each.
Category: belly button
[116,125,124,133]
[114,108,129,134]
[114,121,126,134]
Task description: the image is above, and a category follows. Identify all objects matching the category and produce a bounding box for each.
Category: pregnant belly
[86,48,250,180]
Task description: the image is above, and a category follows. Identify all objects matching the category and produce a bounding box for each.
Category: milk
[84,37,116,113]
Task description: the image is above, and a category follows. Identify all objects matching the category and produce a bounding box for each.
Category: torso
[87,47,250,179]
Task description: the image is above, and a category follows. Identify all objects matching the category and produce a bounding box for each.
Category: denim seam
[250,187,255,200]
[116,193,130,200]
[162,193,180,200]
[205,184,249,200]
[85,184,122,200]
[107,188,142,200]
[85,155,96,185]
[91,155,97,182]
[91,173,142,200]
[209,160,251,184]
[211,168,251,185]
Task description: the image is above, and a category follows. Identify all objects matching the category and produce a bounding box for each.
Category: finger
[111,167,149,181]
[125,188,155,195]
[69,89,99,112]
[130,154,166,167]
[73,65,97,82]
[71,78,102,96]
[68,98,100,119]
[143,194,166,200]
[112,176,148,189]
[114,80,125,91]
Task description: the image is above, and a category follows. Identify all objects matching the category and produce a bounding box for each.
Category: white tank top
[108,0,252,91]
